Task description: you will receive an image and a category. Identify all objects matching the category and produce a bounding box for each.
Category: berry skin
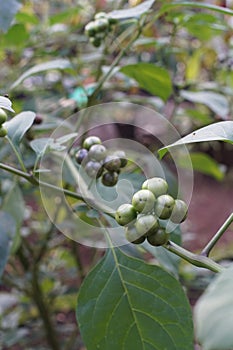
[125,226,145,244]
[113,150,127,168]
[75,148,89,165]
[0,108,7,125]
[115,204,137,226]
[0,127,7,137]
[102,171,118,186]
[142,177,168,197]
[85,160,103,179]
[170,199,188,223]
[154,194,175,219]
[94,12,107,20]
[85,21,97,37]
[95,18,109,32]
[147,228,169,246]
[135,214,159,236]
[90,37,102,47]
[83,136,101,150]
[132,189,156,213]
[89,144,107,161]
[103,155,121,172]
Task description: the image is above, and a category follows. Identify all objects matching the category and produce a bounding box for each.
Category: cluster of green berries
[75,135,127,187]
[85,12,117,47]
[0,108,7,137]
[115,177,188,246]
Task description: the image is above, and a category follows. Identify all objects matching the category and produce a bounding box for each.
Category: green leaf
[109,0,155,19]
[10,59,72,89]
[0,211,16,279]
[77,247,193,350]
[0,96,15,112]
[49,8,80,25]
[194,264,233,350]
[4,23,29,46]
[160,2,233,17]
[30,138,54,156]
[177,152,224,181]
[0,0,21,33]
[3,183,25,231]
[120,63,172,101]
[158,121,233,159]
[5,111,36,145]
[180,90,229,118]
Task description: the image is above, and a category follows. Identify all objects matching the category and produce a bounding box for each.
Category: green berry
[170,199,188,223]
[85,160,103,178]
[113,150,127,168]
[85,21,97,37]
[142,177,168,197]
[0,108,7,125]
[108,17,118,25]
[0,127,7,137]
[83,136,101,150]
[94,12,107,20]
[125,226,145,244]
[115,204,137,226]
[132,189,155,213]
[103,155,121,172]
[89,144,107,161]
[135,214,159,236]
[90,37,102,47]
[95,18,109,32]
[102,171,118,186]
[154,194,175,219]
[75,148,89,165]
[147,228,169,246]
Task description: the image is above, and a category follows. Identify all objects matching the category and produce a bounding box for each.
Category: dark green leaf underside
[77,247,193,350]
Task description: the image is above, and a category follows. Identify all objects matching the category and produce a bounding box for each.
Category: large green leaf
[120,63,172,101]
[0,0,21,32]
[5,111,36,146]
[10,59,72,89]
[177,152,224,181]
[160,2,233,17]
[194,264,233,350]
[180,90,229,119]
[159,121,233,158]
[77,247,193,350]
[0,211,16,279]
[109,0,155,19]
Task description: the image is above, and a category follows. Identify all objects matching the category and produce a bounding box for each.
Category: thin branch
[201,213,233,257]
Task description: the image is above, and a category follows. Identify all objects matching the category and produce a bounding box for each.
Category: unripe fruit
[142,177,168,197]
[132,189,155,213]
[125,226,145,244]
[0,127,7,137]
[147,228,169,246]
[115,204,137,226]
[75,148,89,165]
[154,194,175,219]
[85,21,97,37]
[90,37,102,47]
[102,171,118,186]
[0,108,7,125]
[95,18,109,32]
[85,160,103,178]
[89,144,107,161]
[113,150,127,168]
[135,214,159,236]
[83,136,101,150]
[94,12,107,20]
[170,199,188,223]
[103,155,121,172]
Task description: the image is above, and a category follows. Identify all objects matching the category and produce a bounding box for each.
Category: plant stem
[201,213,233,257]
[164,241,224,273]
[31,266,61,350]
